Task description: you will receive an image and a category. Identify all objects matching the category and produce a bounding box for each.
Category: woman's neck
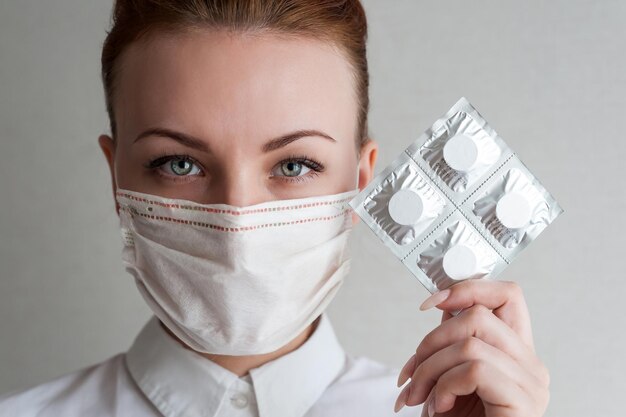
[159,316,320,377]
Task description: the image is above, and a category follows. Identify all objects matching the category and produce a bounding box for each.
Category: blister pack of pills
[349,97,563,294]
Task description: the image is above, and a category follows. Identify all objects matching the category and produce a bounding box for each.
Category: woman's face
[99,29,378,223]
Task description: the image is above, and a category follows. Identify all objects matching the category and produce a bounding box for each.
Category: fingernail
[428,392,436,417]
[394,383,410,413]
[397,354,416,387]
[420,289,451,311]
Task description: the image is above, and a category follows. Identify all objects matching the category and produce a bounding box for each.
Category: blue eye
[165,158,201,176]
[145,155,203,177]
[279,161,310,177]
[144,153,325,184]
[272,155,325,183]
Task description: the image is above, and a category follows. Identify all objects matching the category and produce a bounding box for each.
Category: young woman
[0,1,549,416]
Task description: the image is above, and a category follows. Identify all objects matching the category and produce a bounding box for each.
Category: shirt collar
[125,313,346,417]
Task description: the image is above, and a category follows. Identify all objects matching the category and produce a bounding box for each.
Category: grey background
[0,1,623,416]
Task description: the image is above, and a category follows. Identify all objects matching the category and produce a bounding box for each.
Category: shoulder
[308,354,421,416]
[0,353,150,417]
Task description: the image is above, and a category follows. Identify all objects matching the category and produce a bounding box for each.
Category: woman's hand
[394,279,550,417]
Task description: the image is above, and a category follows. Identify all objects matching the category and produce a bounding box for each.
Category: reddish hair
[101,0,370,149]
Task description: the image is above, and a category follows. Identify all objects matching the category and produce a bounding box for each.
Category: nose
[210,171,265,208]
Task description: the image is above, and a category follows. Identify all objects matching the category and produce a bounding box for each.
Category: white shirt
[0,313,420,416]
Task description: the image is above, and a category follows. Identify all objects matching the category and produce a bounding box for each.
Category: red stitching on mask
[115,192,353,216]
[120,206,351,232]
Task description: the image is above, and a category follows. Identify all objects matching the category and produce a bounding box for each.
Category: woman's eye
[147,155,203,178]
[165,158,201,176]
[145,154,323,184]
[277,161,311,178]
[271,156,324,183]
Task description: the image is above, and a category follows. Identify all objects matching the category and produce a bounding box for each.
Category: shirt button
[230,393,249,409]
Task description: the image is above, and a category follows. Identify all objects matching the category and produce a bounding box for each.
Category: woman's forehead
[113,29,358,150]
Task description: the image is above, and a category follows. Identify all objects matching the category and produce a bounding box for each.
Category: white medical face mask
[115,170,360,355]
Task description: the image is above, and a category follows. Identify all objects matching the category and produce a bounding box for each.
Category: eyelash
[276,154,325,183]
[142,152,325,184]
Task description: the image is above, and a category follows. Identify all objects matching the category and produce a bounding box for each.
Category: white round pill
[387,189,424,226]
[443,134,480,172]
[496,191,532,229]
[442,244,479,280]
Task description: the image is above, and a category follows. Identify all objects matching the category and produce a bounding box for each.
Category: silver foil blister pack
[349,97,563,294]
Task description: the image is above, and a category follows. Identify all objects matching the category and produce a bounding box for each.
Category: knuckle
[466,359,487,380]
[456,279,474,290]
[467,304,489,323]
[457,278,480,295]
[459,337,482,359]
[504,281,523,298]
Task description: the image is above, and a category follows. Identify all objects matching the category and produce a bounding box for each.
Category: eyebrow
[133,128,336,153]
